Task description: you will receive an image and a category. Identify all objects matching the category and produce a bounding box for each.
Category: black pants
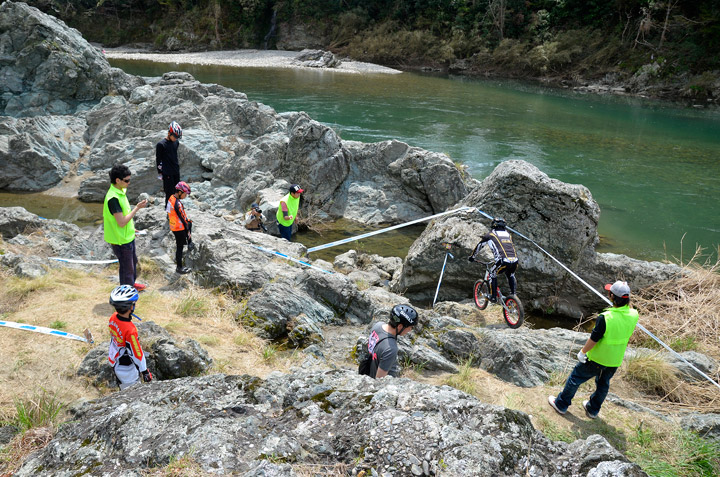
[163,173,180,206]
[173,229,188,267]
[111,240,138,285]
[491,259,518,297]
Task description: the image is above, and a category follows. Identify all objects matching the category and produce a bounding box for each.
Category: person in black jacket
[156,121,182,206]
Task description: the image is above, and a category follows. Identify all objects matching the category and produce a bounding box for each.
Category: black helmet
[390,304,418,328]
[491,217,507,230]
[109,285,139,312]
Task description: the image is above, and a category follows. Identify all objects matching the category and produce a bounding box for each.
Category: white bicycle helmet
[109,285,139,312]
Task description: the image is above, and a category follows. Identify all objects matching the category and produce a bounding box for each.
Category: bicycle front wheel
[503,295,524,328]
[474,280,490,310]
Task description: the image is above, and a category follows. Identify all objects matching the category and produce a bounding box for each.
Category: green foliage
[628,426,720,477]
[12,389,65,431]
[49,320,67,330]
[175,290,209,318]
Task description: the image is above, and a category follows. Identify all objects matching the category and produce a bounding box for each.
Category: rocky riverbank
[1,3,719,475]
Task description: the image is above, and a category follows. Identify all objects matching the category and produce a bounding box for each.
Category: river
[105,59,719,264]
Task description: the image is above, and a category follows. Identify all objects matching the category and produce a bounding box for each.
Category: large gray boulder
[15,369,646,476]
[0,115,87,191]
[76,321,213,387]
[391,160,681,318]
[0,1,137,116]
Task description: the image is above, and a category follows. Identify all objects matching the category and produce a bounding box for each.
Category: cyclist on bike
[468,217,518,303]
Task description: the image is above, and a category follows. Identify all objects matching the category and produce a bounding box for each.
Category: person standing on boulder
[548,280,639,419]
[468,217,518,302]
[276,184,303,241]
[103,164,148,290]
[156,121,182,206]
[108,285,153,390]
[167,181,194,274]
[366,304,418,378]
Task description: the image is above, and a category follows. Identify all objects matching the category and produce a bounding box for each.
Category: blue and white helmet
[109,285,139,311]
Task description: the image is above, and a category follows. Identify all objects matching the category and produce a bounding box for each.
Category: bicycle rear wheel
[474,280,490,310]
[503,295,524,328]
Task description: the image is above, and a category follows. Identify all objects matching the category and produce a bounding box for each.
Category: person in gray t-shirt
[368,304,418,378]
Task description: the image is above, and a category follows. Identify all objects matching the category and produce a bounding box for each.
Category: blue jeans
[278,223,293,241]
[554,360,617,415]
[111,240,138,286]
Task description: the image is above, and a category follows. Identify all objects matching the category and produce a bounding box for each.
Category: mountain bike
[473,262,524,328]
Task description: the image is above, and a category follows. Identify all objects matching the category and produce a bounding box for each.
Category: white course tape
[253,245,334,274]
[0,320,94,344]
[307,206,473,253]
[49,257,118,264]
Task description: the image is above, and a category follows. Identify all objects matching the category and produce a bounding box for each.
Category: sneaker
[582,400,598,419]
[548,396,566,415]
[176,267,192,274]
[133,283,148,292]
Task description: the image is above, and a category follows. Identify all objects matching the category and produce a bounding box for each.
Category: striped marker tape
[49,257,118,264]
[253,245,333,274]
[0,320,94,344]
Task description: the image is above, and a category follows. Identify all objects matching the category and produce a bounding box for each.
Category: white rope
[306,206,473,253]
[473,208,720,391]
[0,320,94,343]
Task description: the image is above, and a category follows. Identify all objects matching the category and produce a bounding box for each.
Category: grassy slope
[0,251,719,475]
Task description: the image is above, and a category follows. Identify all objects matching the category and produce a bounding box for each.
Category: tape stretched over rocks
[49,257,118,264]
[0,320,94,343]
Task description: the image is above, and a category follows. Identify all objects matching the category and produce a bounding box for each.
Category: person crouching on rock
[244,202,267,232]
[108,285,153,390]
[167,181,194,274]
[368,304,418,378]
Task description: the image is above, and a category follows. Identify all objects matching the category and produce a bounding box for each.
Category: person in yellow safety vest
[103,164,148,290]
[276,184,304,241]
[548,280,639,419]
[166,181,194,274]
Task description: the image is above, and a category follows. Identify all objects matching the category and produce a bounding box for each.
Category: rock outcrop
[0,1,137,117]
[391,160,682,317]
[1,3,470,223]
[77,321,213,387]
[14,369,647,476]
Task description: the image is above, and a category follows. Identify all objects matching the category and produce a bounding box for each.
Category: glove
[142,370,153,382]
[468,256,475,262]
[577,351,587,363]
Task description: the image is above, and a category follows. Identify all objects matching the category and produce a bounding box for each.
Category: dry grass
[0,262,299,422]
[622,354,689,403]
[0,427,54,476]
[633,253,720,357]
[630,250,720,410]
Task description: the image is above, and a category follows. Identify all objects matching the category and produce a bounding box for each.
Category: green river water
[2,59,718,266]
[106,59,719,263]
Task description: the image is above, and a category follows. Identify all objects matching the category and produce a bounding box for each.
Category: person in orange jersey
[108,285,152,390]
[166,181,194,274]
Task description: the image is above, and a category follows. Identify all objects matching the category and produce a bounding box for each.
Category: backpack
[357,336,393,376]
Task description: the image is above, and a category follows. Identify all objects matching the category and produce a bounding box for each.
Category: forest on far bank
[22,0,720,100]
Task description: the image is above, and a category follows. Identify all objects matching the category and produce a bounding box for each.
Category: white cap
[604,281,630,298]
